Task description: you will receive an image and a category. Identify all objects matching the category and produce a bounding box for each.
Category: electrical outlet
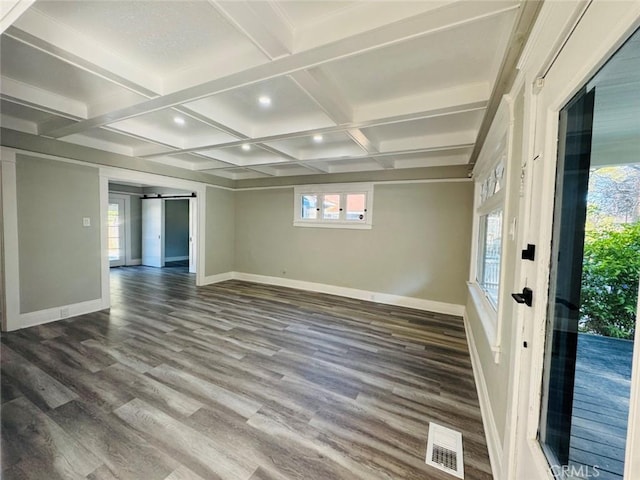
[82,217,91,227]
[60,307,69,318]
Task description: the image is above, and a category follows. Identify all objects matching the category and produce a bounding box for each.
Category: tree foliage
[587,166,640,228]
[580,222,640,339]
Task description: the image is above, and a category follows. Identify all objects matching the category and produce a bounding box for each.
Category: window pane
[323,194,341,220]
[479,209,502,306]
[108,203,119,226]
[494,161,504,193]
[346,193,366,221]
[301,194,318,219]
[108,202,122,261]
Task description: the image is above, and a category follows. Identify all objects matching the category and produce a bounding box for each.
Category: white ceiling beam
[469,0,543,166]
[194,143,473,172]
[244,165,277,177]
[289,68,352,124]
[58,132,135,157]
[258,144,298,162]
[183,155,241,172]
[379,131,478,153]
[208,0,292,59]
[0,114,37,134]
[0,0,34,34]
[8,9,162,95]
[286,68,390,169]
[0,76,87,119]
[354,82,489,123]
[327,161,386,175]
[346,128,379,153]
[343,128,394,170]
[140,93,486,158]
[42,1,520,139]
[173,106,246,141]
[293,0,456,52]
[37,117,74,136]
[87,91,148,118]
[296,162,331,174]
[186,153,239,170]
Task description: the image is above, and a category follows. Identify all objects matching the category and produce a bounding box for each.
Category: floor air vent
[425,422,464,479]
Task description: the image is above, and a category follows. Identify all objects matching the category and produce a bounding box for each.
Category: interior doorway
[141,194,196,272]
[108,182,197,273]
[101,169,205,301]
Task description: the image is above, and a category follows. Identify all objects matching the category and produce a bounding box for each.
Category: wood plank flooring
[1,265,493,480]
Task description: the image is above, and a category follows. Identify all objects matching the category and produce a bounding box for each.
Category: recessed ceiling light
[242,144,251,151]
[173,116,185,126]
[313,134,323,143]
[258,95,271,106]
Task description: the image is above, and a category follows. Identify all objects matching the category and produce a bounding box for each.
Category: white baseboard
[127,259,142,266]
[9,298,108,331]
[464,312,503,480]
[201,271,235,285]
[165,256,189,262]
[213,271,465,316]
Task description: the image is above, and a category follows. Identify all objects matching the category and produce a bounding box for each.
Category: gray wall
[205,186,235,277]
[16,154,101,313]
[164,199,189,259]
[234,182,473,305]
[130,194,142,260]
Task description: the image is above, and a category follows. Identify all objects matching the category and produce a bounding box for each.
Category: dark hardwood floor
[1,266,492,480]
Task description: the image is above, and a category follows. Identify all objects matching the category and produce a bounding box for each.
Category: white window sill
[294,221,372,230]
[467,281,501,363]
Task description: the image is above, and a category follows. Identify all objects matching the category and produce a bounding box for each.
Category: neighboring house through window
[294,183,374,229]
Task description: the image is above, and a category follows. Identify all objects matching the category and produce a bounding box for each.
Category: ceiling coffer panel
[0,0,530,180]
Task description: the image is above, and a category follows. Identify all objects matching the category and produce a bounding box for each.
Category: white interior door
[189,198,197,274]
[142,198,164,268]
[108,196,126,267]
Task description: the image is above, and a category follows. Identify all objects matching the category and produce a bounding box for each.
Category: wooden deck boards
[569,333,634,480]
[1,265,492,480]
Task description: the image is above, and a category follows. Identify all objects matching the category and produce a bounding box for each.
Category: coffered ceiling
[1,0,530,181]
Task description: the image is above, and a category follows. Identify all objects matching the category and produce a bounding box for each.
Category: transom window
[294,183,373,229]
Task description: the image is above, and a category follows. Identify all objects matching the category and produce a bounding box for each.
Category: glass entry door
[539,27,640,480]
[539,86,595,468]
[108,196,126,267]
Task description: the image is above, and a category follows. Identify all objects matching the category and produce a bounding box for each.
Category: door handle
[512,287,533,307]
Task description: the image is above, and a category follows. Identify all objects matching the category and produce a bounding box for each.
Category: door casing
[503,3,640,479]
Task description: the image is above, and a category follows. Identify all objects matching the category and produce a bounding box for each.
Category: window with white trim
[476,163,505,307]
[294,183,373,229]
[468,95,512,362]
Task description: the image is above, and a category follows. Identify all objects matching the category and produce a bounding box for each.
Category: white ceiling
[0,0,524,181]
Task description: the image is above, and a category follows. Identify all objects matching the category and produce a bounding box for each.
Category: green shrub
[580,222,640,339]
